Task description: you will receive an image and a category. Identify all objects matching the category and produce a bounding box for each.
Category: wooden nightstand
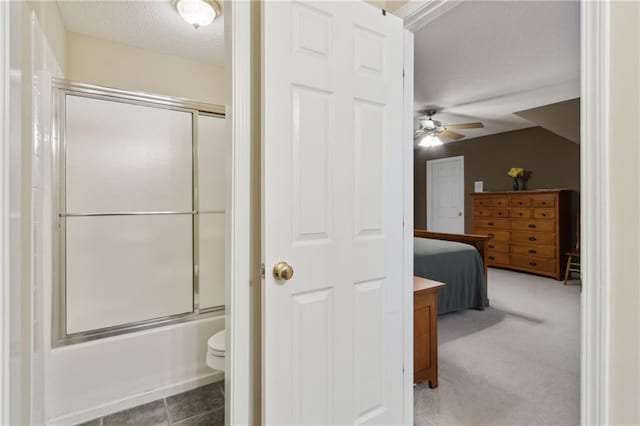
[414,276,446,388]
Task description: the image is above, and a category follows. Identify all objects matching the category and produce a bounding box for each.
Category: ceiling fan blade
[445,122,484,130]
[442,130,464,140]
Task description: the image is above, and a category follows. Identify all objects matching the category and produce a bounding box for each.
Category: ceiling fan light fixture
[419,134,442,148]
[421,119,436,129]
[174,0,220,29]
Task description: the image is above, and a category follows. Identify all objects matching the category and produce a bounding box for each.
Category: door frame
[225,1,254,424]
[0,1,10,424]
[397,0,611,424]
[426,155,465,233]
[402,28,415,424]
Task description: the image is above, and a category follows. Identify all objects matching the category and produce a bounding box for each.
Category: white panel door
[262,2,404,424]
[427,156,465,233]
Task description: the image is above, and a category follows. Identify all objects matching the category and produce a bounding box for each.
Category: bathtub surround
[30,7,65,425]
[44,78,226,425]
[76,381,224,426]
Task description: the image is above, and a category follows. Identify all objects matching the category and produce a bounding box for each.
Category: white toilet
[206,329,226,372]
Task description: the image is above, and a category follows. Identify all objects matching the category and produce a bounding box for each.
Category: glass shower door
[64,95,195,334]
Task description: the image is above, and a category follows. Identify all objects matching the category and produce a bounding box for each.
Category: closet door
[197,114,227,310]
[64,95,194,333]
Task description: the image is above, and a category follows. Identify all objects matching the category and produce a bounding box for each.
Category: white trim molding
[0,1,10,423]
[394,0,462,33]
[402,28,414,425]
[580,0,610,424]
[225,0,253,424]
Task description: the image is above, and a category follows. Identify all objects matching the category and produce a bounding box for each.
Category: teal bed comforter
[414,237,488,315]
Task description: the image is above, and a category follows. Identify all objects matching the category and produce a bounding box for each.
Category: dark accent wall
[414,126,580,232]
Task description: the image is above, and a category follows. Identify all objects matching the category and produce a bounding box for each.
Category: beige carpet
[414,268,580,426]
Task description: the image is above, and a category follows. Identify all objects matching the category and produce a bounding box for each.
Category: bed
[414,230,490,315]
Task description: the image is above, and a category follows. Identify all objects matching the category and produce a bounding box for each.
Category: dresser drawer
[473,218,510,229]
[473,198,492,207]
[474,228,510,242]
[492,208,510,218]
[510,244,555,258]
[487,252,509,265]
[473,208,492,217]
[533,208,555,219]
[491,198,509,207]
[511,219,555,233]
[511,231,556,245]
[511,208,531,219]
[532,195,555,208]
[510,255,556,274]
[486,241,509,253]
[511,196,531,207]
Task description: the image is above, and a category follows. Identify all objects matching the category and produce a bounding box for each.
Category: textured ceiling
[413,1,580,143]
[57,0,224,66]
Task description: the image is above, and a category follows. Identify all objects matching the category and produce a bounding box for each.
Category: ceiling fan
[414,109,484,146]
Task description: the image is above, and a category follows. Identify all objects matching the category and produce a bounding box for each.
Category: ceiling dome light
[174,0,220,29]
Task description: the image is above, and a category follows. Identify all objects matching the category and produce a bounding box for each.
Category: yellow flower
[508,167,524,178]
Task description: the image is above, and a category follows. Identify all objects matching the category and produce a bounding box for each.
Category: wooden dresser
[414,276,445,388]
[470,189,576,280]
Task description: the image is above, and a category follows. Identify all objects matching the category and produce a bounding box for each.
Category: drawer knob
[489,256,495,260]
[528,249,537,254]
[542,213,547,217]
[528,224,536,228]
[541,202,546,205]
[488,244,495,249]
[518,213,523,216]
[529,261,537,267]
[528,236,536,241]
[498,212,502,216]
[488,221,494,226]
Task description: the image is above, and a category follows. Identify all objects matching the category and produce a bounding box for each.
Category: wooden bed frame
[414,229,491,286]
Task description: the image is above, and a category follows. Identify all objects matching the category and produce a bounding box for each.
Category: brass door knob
[273,261,294,281]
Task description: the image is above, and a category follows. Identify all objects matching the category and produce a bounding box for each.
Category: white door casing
[426,156,464,233]
[262,1,405,424]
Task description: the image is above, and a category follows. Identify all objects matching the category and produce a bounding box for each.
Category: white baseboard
[47,371,224,426]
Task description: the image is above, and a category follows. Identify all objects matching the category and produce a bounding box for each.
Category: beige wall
[30,1,66,75]
[66,32,225,105]
[414,126,580,231]
[386,0,410,13]
[608,2,640,424]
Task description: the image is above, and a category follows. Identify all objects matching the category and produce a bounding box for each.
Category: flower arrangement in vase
[507,167,524,190]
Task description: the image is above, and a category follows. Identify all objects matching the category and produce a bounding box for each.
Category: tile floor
[77,381,224,426]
